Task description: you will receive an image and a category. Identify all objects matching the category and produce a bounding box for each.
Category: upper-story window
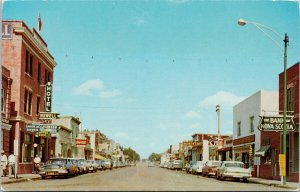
[237,121,241,137]
[44,69,51,84]
[1,89,5,113]
[36,96,40,115]
[24,89,32,115]
[25,50,33,77]
[287,86,294,114]
[250,116,254,133]
[38,62,41,83]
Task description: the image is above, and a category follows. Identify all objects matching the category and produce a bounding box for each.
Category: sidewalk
[248,177,299,190]
[1,174,41,185]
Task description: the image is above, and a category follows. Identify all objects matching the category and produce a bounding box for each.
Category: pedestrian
[33,155,41,174]
[8,153,16,178]
[1,150,8,177]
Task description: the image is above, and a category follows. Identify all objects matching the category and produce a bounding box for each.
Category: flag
[38,13,42,32]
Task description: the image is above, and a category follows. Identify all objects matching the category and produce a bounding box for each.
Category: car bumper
[39,169,68,176]
[224,173,251,179]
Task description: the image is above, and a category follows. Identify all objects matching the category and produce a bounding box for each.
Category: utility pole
[216,105,221,140]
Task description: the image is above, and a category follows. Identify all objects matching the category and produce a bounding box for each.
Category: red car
[202,160,222,178]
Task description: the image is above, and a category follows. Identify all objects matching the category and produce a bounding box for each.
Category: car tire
[220,174,224,181]
[243,178,248,183]
[41,176,45,179]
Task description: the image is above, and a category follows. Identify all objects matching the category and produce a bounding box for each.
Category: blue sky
[3,0,299,158]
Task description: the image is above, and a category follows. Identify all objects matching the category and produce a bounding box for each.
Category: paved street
[2,163,292,191]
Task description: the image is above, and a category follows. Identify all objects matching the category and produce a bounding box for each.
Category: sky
[2,0,299,158]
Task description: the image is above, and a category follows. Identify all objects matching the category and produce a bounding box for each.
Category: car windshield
[47,159,66,165]
[225,162,244,168]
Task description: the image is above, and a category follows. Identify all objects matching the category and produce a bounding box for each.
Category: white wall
[203,140,209,161]
[233,90,278,165]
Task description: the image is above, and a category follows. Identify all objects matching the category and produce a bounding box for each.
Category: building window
[48,71,51,83]
[36,96,40,115]
[25,51,33,77]
[250,116,254,133]
[237,121,241,137]
[44,69,48,84]
[24,89,32,115]
[38,62,41,83]
[287,87,294,114]
[1,89,5,113]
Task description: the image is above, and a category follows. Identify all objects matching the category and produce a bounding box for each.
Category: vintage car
[190,161,205,175]
[202,160,222,177]
[70,158,88,174]
[100,160,112,170]
[39,158,78,179]
[171,160,183,170]
[216,161,251,182]
[86,160,99,172]
[185,161,196,174]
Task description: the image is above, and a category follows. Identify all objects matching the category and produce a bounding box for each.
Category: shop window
[24,89,32,115]
[237,121,241,136]
[287,87,294,114]
[293,131,299,172]
[250,116,254,133]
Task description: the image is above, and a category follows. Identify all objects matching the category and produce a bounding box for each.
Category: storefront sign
[279,154,286,176]
[39,112,59,120]
[76,139,87,146]
[45,82,52,112]
[38,131,51,137]
[2,23,12,39]
[26,124,58,132]
[258,115,295,132]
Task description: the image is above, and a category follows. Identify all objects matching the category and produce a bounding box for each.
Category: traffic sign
[257,115,295,132]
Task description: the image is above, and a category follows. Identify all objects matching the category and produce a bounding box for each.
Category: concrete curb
[1,176,41,185]
[248,179,299,190]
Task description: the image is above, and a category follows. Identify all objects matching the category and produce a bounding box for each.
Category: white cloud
[199,91,246,108]
[115,131,128,138]
[134,17,145,25]
[99,90,122,98]
[72,79,103,96]
[185,111,201,119]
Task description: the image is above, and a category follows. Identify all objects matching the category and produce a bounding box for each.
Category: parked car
[167,161,173,169]
[202,160,222,177]
[163,162,169,168]
[185,161,196,173]
[95,160,104,170]
[70,158,88,174]
[171,160,183,170]
[100,160,112,170]
[86,160,98,172]
[39,158,78,179]
[216,161,251,182]
[190,161,205,175]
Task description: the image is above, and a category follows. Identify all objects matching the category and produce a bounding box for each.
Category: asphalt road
[2,163,292,191]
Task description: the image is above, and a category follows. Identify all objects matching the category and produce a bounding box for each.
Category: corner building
[2,21,56,174]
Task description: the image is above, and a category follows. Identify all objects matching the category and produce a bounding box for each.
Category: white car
[190,161,205,175]
[216,161,251,182]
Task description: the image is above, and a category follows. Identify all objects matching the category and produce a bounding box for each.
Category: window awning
[255,145,270,157]
[94,153,107,160]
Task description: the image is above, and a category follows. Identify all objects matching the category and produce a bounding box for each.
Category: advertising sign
[279,154,286,176]
[258,115,295,132]
[45,82,52,112]
[26,124,59,133]
[76,139,87,146]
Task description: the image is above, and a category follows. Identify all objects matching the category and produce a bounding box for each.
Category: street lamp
[216,105,220,140]
[238,19,289,185]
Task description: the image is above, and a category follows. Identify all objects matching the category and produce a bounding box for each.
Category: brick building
[2,21,56,174]
[259,62,299,182]
[1,66,13,156]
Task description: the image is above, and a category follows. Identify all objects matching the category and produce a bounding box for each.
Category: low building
[233,90,278,177]
[217,136,233,161]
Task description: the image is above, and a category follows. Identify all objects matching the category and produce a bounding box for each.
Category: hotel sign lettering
[258,115,295,132]
[45,82,52,112]
[39,112,59,120]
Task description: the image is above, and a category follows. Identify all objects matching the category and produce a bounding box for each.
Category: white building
[233,90,278,176]
[160,153,171,165]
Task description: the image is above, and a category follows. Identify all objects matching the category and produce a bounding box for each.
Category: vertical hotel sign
[45,82,52,112]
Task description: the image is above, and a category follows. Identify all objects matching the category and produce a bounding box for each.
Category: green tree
[148,153,161,162]
[123,147,140,161]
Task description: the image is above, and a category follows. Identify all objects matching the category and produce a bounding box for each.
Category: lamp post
[216,105,221,140]
[238,19,289,185]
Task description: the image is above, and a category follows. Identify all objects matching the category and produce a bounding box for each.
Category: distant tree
[148,153,161,162]
[123,147,140,161]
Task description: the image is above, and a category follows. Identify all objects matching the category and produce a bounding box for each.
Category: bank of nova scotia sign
[258,115,295,132]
